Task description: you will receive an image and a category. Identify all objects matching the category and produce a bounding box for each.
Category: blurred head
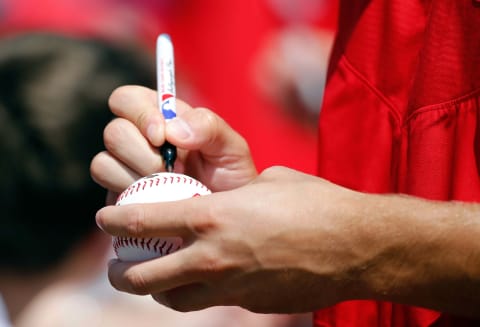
[0,32,155,274]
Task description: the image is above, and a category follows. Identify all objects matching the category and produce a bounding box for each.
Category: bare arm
[352,192,480,317]
[96,166,480,318]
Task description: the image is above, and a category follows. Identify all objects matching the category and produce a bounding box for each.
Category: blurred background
[0,0,339,173]
[0,0,338,326]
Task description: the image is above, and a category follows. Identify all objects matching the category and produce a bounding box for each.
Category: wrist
[351,193,438,301]
[351,193,480,315]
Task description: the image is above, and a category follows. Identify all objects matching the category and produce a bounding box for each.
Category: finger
[166,108,257,188]
[90,151,141,193]
[95,196,208,238]
[152,283,221,312]
[161,283,231,312]
[103,118,164,176]
[167,108,249,156]
[108,85,193,146]
[107,248,200,295]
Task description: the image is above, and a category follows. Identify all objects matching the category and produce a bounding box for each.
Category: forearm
[357,193,480,317]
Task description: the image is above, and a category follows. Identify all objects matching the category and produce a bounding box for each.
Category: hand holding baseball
[96,166,372,313]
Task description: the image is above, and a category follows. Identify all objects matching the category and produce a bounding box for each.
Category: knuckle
[135,111,149,131]
[124,205,146,237]
[109,85,152,119]
[261,165,280,176]
[189,245,226,279]
[89,152,109,185]
[194,107,219,136]
[198,107,217,126]
[103,118,126,153]
[204,110,220,139]
[260,165,287,179]
[188,212,220,237]
[200,251,223,275]
[108,86,122,107]
[123,267,150,295]
[108,85,130,113]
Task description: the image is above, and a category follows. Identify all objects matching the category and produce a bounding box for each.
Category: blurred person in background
[0,32,156,326]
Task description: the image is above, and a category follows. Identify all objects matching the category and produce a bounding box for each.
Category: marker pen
[157,33,177,172]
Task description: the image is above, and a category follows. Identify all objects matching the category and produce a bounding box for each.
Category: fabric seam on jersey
[404,88,480,126]
[341,55,403,128]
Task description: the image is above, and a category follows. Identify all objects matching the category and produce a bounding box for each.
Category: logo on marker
[161,93,176,120]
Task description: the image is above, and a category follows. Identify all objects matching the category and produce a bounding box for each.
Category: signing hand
[90,85,257,204]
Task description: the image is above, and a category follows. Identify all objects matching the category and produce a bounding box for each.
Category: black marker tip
[160,141,177,172]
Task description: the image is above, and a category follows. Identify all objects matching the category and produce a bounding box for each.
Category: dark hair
[0,32,155,273]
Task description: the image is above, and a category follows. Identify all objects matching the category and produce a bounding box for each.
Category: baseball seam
[113,236,180,257]
[116,174,209,203]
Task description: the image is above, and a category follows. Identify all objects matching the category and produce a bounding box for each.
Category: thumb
[166,107,250,160]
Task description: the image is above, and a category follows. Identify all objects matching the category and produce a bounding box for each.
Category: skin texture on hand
[91,85,480,318]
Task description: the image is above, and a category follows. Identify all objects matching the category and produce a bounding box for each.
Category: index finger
[108,85,192,146]
[95,196,210,239]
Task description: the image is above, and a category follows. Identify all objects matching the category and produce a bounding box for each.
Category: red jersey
[315,0,480,326]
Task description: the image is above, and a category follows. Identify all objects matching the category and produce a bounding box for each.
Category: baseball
[113,172,211,261]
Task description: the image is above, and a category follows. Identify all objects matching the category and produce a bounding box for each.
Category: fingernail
[95,209,105,231]
[167,117,192,140]
[147,123,162,145]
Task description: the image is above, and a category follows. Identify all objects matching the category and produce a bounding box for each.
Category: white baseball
[113,172,211,261]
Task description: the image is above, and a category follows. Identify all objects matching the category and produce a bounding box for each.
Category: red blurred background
[0,0,338,174]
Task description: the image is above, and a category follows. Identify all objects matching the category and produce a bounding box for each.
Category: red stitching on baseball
[166,242,173,254]
[117,174,209,204]
[153,238,160,250]
[157,240,166,253]
[113,236,180,257]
